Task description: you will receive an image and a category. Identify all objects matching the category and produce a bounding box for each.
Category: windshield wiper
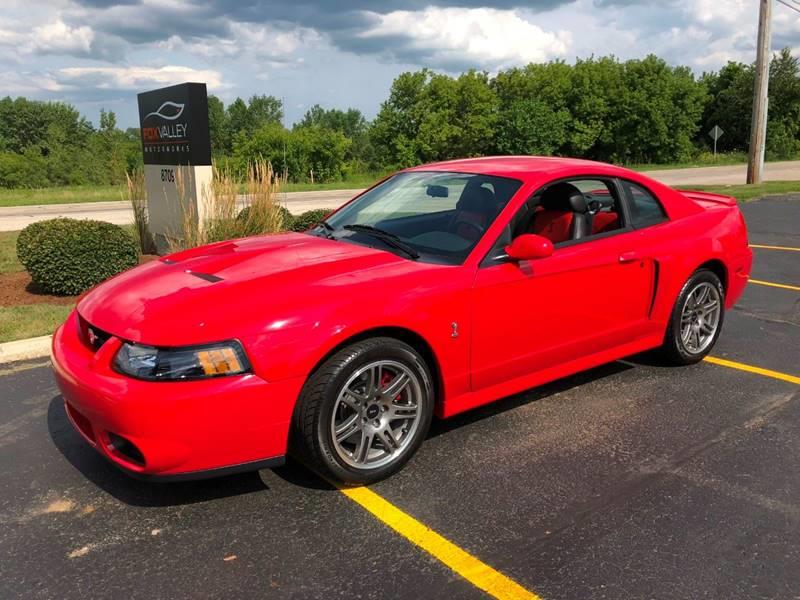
[343,224,420,259]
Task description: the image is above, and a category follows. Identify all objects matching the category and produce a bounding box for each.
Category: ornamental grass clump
[168,159,289,251]
[127,168,156,255]
[16,218,139,295]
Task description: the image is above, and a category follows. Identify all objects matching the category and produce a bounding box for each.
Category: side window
[481,178,625,266]
[623,181,668,228]
[527,178,624,246]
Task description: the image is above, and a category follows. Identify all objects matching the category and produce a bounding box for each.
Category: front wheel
[660,269,725,365]
[292,337,434,484]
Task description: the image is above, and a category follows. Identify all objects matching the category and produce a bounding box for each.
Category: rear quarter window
[623,181,668,228]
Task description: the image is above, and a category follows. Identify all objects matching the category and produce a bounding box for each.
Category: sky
[1,0,799,128]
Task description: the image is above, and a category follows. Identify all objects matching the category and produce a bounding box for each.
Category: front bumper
[51,310,304,479]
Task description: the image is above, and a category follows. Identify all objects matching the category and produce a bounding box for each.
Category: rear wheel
[292,337,433,484]
[661,269,725,365]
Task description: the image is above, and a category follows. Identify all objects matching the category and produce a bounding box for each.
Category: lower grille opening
[106,432,146,466]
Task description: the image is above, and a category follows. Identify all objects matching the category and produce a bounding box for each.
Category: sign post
[708,125,724,158]
[137,82,213,253]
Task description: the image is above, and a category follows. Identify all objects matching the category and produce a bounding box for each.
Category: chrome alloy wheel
[680,281,722,354]
[330,360,423,470]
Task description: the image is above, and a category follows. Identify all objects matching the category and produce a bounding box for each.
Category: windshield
[321,171,522,264]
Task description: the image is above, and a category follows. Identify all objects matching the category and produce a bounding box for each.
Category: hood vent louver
[187,271,223,283]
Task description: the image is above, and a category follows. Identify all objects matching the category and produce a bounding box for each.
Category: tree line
[0,49,797,189]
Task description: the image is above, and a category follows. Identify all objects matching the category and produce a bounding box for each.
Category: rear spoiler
[680,190,737,207]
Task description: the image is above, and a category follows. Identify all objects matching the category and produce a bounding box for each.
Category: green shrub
[16,218,139,295]
[233,205,293,237]
[290,208,331,232]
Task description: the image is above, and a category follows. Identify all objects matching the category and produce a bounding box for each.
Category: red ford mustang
[51,157,752,483]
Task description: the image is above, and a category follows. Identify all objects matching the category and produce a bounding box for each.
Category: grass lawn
[0,231,21,273]
[676,181,800,202]
[0,174,386,208]
[0,184,125,208]
[281,172,387,193]
[0,304,72,343]
[629,154,749,172]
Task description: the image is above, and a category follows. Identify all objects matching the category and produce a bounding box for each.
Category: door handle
[619,251,640,263]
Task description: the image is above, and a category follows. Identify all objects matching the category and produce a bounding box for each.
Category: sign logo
[143,101,185,122]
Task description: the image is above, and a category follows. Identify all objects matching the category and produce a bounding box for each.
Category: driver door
[470,179,656,392]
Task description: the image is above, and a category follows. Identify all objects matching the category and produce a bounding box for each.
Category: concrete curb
[0,335,52,364]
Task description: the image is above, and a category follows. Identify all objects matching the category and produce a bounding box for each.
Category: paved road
[0,161,797,232]
[0,197,798,598]
[0,189,363,232]
[647,159,799,186]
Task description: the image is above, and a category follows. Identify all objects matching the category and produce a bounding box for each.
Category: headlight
[113,341,250,381]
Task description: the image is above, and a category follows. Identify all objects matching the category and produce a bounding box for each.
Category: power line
[776,0,800,14]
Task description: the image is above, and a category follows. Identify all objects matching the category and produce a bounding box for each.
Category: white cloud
[359,7,571,70]
[155,22,319,63]
[56,65,226,90]
[24,20,94,56]
[0,70,65,94]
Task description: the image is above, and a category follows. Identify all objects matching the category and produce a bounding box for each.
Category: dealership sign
[137,82,213,252]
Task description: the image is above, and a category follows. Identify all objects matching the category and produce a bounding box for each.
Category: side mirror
[505,234,554,261]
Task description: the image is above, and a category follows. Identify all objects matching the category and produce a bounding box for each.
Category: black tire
[292,337,434,484]
[660,269,725,365]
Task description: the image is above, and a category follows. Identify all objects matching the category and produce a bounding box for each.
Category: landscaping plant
[127,168,156,255]
[290,209,332,232]
[16,218,139,295]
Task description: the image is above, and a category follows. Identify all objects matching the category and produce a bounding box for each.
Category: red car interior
[591,211,620,234]
[529,182,590,243]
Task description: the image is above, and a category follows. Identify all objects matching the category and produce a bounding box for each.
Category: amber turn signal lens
[197,348,243,375]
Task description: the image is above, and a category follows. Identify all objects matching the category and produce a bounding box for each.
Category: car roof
[404,156,635,181]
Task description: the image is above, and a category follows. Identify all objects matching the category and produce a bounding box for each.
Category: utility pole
[747,0,772,184]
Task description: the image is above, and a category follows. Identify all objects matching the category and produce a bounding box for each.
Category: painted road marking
[340,485,541,600]
[704,356,800,385]
[750,279,800,292]
[750,244,800,252]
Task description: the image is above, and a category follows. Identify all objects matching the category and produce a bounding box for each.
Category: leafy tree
[207,94,228,156]
[247,95,283,128]
[298,105,367,140]
[370,69,497,167]
[233,122,350,183]
[226,97,250,140]
[297,105,372,165]
[495,99,569,155]
[700,62,754,153]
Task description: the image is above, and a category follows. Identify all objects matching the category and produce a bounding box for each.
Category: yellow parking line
[704,356,800,385]
[750,279,800,292]
[750,244,800,252]
[340,485,541,600]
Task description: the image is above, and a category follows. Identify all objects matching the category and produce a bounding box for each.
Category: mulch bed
[0,255,159,307]
[0,272,77,306]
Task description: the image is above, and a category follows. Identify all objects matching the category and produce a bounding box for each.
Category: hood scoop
[186,270,223,283]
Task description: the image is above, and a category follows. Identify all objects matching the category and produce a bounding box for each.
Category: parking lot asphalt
[1,195,798,600]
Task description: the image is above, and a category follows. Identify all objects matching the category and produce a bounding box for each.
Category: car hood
[77,232,438,346]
